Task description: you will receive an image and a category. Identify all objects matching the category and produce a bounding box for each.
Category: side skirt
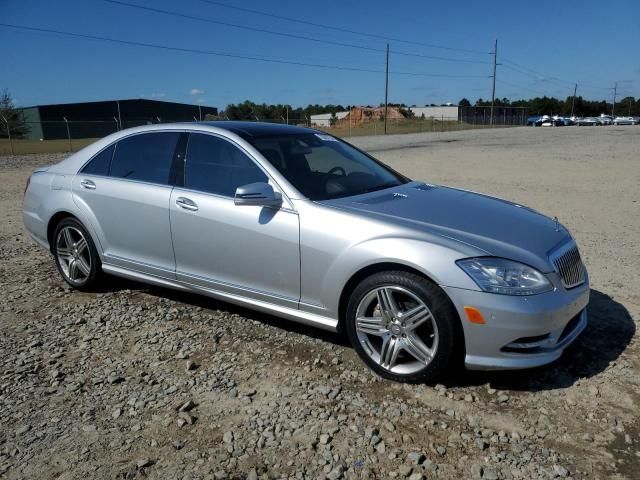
[101,263,339,332]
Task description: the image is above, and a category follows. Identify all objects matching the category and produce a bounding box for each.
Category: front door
[170,132,300,308]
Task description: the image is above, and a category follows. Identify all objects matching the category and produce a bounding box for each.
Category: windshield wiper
[363,182,400,194]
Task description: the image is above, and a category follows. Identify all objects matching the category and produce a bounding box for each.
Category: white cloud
[190,88,204,96]
[140,92,166,99]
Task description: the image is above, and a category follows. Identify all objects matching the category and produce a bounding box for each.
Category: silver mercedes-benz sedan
[23,122,589,382]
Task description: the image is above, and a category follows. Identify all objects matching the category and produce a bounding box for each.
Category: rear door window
[110,132,180,185]
[81,144,114,176]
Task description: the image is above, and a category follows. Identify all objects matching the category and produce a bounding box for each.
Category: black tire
[52,217,102,291]
[345,271,461,383]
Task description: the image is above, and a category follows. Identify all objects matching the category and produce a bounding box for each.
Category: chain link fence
[1,115,524,155]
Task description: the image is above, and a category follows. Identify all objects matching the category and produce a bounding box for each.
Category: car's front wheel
[52,217,102,290]
[345,271,459,383]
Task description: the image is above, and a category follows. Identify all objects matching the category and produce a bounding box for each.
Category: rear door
[169,132,300,308]
[72,131,184,278]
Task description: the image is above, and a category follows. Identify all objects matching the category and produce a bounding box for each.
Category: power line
[102,0,380,55]
[101,0,488,65]
[501,58,575,86]
[502,63,583,91]
[196,0,489,55]
[501,57,611,91]
[197,0,627,95]
[391,50,488,64]
[0,23,487,79]
[496,79,557,97]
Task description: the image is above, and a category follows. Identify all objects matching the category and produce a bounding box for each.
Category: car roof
[197,121,317,137]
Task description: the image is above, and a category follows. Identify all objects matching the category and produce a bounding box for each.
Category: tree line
[0,89,29,139]
[1,90,639,139]
[217,100,353,122]
[221,97,640,121]
[460,96,640,117]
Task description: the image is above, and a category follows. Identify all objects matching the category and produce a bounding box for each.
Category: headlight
[457,257,553,296]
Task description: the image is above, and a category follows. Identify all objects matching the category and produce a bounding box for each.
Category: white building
[310,111,349,127]
[408,106,458,120]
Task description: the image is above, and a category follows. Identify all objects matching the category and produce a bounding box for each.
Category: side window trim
[182,132,281,200]
[109,131,182,186]
[107,141,117,176]
[170,132,189,188]
[79,129,190,184]
[79,143,115,176]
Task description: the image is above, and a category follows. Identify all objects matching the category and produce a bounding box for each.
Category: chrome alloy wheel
[355,286,439,375]
[55,226,91,283]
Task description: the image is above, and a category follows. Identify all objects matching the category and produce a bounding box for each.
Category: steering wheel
[321,166,347,195]
[326,166,347,177]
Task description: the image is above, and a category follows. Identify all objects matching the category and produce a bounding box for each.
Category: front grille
[552,244,585,289]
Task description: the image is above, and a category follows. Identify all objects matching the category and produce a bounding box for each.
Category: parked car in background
[613,116,638,125]
[527,115,541,126]
[23,122,590,383]
[576,117,600,126]
[540,115,553,127]
[597,115,613,125]
[539,115,564,127]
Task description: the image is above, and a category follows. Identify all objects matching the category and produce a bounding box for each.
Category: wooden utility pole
[571,83,577,117]
[489,39,497,126]
[384,43,389,135]
[611,82,617,117]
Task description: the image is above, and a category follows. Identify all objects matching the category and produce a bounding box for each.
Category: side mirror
[234,182,282,207]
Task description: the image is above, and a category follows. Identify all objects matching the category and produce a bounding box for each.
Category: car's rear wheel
[345,271,459,383]
[53,217,102,290]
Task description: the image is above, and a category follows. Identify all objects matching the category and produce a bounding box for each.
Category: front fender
[320,237,481,318]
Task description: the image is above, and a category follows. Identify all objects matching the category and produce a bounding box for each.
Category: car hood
[321,182,571,272]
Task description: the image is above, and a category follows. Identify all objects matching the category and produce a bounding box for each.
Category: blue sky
[2,0,638,109]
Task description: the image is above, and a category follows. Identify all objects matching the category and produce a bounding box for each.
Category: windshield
[245,132,409,200]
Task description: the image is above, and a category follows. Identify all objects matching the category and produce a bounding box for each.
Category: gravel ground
[1,126,639,480]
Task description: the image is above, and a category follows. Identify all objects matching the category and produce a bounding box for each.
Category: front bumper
[442,277,590,370]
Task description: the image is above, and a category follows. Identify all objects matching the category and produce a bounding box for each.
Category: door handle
[80,179,96,190]
[176,197,198,211]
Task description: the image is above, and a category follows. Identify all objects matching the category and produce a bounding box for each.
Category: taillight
[24,175,31,195]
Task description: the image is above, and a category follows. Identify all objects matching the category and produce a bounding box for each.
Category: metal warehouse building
[20,99,218,140]
[408,106,459,120]
[458,105,529,125]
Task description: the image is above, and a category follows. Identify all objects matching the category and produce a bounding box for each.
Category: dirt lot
[1,126,639,480]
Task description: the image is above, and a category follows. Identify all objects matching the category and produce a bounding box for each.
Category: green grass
[0,120,513,155]
[316,119,501,138]
[0,138,98,155]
